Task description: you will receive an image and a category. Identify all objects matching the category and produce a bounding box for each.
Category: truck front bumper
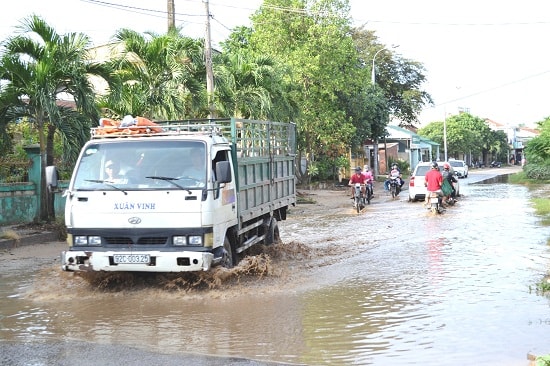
[61,250,213,272]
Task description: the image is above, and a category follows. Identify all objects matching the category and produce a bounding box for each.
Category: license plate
[113,254,150,264]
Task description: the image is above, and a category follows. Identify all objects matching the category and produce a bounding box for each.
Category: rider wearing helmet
[348,166,367,199]
[384,163,403,191]
[424,162,443,206]
[363,164,375,197]
[442,163,458,203]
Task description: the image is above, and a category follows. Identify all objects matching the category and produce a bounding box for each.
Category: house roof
[386,124,415,139]
[385,124,439,147]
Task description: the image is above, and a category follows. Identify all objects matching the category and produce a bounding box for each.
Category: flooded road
[1,168,550,366]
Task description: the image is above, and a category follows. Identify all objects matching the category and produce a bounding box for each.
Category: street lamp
[371,44,399,86]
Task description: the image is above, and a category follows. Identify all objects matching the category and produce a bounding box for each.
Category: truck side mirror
[46,165,58,190]
[215,161,232,183]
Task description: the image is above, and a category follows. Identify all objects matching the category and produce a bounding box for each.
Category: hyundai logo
[128,217,142,224]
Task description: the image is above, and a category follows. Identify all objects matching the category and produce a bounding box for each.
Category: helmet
[443,163,450,170]
[431,162,438,169]
[355,166,362,172]
[392,164,398,169]
[363,165,369,171]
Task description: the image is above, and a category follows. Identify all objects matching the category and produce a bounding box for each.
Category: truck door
[212,149,237,225]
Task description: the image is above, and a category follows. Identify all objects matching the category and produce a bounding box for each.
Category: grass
[532,198,550,226]
[0,229,20,241]
[508,170,550,185]
[509,171,550,299]
[508,171,550,227]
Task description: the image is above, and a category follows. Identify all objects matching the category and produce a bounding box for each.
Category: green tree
[0,15,112,220]
[213,49,297,121]
[247,0,358,182]
[351,26,432,127]
[418,113,507,163]
[524,118,550,180]
[104,28,206,119]
[525,118,550,163]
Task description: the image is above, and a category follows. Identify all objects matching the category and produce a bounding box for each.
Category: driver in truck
[104,160,127,183]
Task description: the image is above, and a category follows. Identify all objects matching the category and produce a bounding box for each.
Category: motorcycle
[365,181,373,204]
[353,183,366,213]
[427,191,443,214]
[389,177,401,199]
[490,161,502,168]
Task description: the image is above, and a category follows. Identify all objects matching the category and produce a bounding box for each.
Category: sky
[1,0,549,128]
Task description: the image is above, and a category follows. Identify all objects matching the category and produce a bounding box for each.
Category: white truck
[50,118,296,272]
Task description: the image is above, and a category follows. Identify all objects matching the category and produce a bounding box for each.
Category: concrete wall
[0,146,68,225]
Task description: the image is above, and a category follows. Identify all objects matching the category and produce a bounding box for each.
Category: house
[381,124,440,173]
[485,118,540,164]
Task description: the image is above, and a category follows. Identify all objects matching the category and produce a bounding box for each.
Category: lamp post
[371,48,384,85]
[371,45,399,85]
[371,45,399,177]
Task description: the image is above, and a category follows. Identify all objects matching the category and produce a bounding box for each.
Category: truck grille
[138,237,167,245]
[104,236,168,245]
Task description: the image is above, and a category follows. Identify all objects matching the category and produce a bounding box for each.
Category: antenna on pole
[204,0,216,119]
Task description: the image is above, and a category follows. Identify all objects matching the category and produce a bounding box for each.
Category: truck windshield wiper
[145,176,191,193]
[84,179,128,195]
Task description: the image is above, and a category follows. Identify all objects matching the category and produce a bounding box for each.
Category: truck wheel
[265,218,280,245]
[222,236,236,268]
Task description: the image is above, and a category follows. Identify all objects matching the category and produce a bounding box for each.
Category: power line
[79,0,204,18]
[357,19,550,27]
[435,69,550,107]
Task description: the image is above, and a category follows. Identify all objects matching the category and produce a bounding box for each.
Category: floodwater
[1,171,550,366]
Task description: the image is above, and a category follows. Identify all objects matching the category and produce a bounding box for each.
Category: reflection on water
[1,182,550,365]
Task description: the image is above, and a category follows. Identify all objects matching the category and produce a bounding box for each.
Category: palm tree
[104,28,206,119]
[0,15,114,220]
[213,51,296,121]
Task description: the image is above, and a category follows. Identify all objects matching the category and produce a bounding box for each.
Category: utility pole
[370,48,386,178]
[370,45,399,177]
[167,0,175,31]
[204,0,215,119]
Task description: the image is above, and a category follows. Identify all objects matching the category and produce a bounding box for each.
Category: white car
[449,159,468,178]
[408,161,460,202]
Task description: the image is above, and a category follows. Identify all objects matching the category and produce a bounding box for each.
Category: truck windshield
[72,140,207,191]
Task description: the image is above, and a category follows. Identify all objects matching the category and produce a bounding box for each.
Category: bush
[524,163,550,181]
[309,155,349,182]
[0,157,31,182]
[388,158,410,175]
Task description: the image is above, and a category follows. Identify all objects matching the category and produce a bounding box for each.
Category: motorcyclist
[384,164,403,192]
[441,163,458,204]
[424,162,443,206]
[363,165,374,196]
[348,167,367,200]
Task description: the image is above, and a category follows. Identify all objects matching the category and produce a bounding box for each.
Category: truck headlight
[88,236,102,245]
[173,236,187,246]
[188,235,202,245]
[74,236,88,245]
[74,235,101,246]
